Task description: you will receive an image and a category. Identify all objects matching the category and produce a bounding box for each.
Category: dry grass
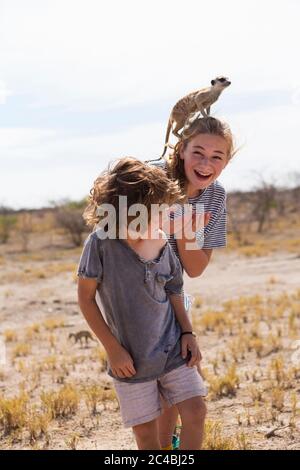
[0,206,299,448]
[227,232,300,258]
[191,288,300,449]
[0,287,299,449]
[43,317,65,331]
[0,392,29,435]
[41,384,80,419]
[3,330,18,343]
[205,365,239,400]
[12,343,31,359]
[203,420,250,450]
[0,261,77,285]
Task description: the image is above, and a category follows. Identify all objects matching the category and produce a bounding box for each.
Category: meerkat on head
[161,76,231,157]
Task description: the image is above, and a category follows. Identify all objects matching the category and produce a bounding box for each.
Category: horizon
[2,178,299,213]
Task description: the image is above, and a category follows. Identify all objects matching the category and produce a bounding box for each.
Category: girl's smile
[180,133,229,197]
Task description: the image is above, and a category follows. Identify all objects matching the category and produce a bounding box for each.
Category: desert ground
[0,203,300,450]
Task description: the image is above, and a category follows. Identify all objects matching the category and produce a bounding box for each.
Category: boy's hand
[107,344,136,379]
[181,334,202,367]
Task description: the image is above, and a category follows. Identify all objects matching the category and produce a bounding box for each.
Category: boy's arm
[78,277,136,378]
[164,257,201,367]
[168,293,193,332]
[78,277,119,351]
[168,293,202,367]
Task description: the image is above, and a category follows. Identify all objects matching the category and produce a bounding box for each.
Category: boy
[77,157,207,450]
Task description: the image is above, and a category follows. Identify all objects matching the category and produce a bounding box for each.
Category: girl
[147,116,237,450]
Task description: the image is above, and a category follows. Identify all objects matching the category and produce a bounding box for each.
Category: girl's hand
[181,334,202,368]
[107,344,136,379]
[161,206,211,236]
[191,209,211,233]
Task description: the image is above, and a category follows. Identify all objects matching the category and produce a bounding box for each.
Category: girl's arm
[78,277,136,378]
[167,209,213,277]
[176,240,212,278]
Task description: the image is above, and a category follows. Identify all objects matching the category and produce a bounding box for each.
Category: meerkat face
[211,76,231,88]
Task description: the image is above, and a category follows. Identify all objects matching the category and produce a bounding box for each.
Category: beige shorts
[113,364,207,428]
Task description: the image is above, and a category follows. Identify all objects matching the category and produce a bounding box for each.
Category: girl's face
[180,133,229,197]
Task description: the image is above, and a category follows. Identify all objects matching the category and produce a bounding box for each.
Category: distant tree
[227,192,247,245]
[227,190,257,245]
[18,212,34,252]
[0,206,17,244]
[288,172,300,213]
[251,176,278,233]
[54,199,88,247]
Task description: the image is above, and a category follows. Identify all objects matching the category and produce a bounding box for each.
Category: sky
[0,0,300,209]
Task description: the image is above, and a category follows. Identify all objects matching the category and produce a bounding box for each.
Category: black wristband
[180,331,196,338]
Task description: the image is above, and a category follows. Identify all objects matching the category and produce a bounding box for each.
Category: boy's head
[167,116,237,196]
[83,156,185,236]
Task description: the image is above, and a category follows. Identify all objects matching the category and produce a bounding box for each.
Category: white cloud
[0,80,12,104]
[0,128,57,150]
[1,0,300,109]
[1,0,300,207]
[218,102,300,190]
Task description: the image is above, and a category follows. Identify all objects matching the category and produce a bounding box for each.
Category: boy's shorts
[113,364,207,428]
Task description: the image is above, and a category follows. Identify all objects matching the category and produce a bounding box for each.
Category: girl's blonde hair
[165,116,236,194]
[83,156,185,232]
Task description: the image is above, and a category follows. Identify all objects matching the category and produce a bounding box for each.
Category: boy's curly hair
[165,116,237,195]
[83,156,186,231]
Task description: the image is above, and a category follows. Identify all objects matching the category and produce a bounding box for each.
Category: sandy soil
[0,248,299,450]
[186,250,300,306]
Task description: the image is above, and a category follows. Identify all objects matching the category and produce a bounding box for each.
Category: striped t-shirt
[147,158,227,262]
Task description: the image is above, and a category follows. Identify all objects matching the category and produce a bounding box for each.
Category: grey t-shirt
[77,228,187,383]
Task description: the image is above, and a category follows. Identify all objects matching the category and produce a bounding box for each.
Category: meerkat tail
[161,119,172,157]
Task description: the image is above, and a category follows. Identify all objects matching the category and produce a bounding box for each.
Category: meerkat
[68,330,97,346]
[161,76,231,157]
